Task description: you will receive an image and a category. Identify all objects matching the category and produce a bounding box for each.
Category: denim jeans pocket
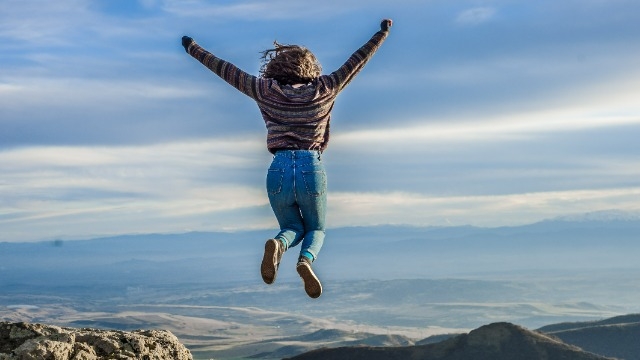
[301,170,326,197]
[267,169,284,195]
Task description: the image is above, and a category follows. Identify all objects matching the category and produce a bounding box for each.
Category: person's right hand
[380,19,393,31]
[182,36,194,53]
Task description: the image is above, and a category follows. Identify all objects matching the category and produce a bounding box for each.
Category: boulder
[0,322,192,360]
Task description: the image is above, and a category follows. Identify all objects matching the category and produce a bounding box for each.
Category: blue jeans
[266,150,327,261]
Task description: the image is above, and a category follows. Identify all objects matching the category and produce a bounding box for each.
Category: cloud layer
[1,0,639,241]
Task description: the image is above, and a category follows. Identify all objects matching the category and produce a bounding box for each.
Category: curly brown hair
[260,42,322,85]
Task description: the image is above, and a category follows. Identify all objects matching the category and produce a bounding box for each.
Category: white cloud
[0,140,272,241]
[161,0,323,19]
[3,135,639,242]
[0,76,208,110]
[327,188,640,227]
[160,0,394,20]
[335,111,639,149]
[0,0,93,45]
[335,69,640,147]
[455,7,496,25]
[139,0,160,9]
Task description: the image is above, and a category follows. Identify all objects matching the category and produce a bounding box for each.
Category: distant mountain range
[274,313,640,360]
[550,209,640,222]
[538,314,640,360]
[180,312,639,360]
[2,210,639,286]
[284,321,614,360]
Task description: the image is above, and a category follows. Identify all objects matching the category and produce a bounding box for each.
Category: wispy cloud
[335,84,640,146]
[0,140,271,241]
[455,7,496,25]
[0,0,93,45]
[328,188,640,227]
[161,0,366,20]
[4,138,639,241]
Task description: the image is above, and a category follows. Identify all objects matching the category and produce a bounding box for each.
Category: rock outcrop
[0,322,192,360]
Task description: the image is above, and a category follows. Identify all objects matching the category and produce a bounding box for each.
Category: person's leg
[262,152,304,284]
[294,151,326,298]
[266,154,305,249]
[295,154,327,262]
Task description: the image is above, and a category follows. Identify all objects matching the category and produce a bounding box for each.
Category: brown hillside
[285,322,614,360]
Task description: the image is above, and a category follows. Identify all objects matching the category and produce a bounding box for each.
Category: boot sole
[297,262,322,298]
[261,239,278,284]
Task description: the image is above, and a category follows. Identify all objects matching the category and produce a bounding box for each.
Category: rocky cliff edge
[0,322,192,360]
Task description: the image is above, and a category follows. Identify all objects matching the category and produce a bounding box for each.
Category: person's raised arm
[182,36,259,99]
[327,19,392,91]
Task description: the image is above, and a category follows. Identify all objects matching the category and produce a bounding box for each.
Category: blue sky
[1,0,639,241]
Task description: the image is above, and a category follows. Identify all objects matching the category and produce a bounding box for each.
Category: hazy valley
[2,213,640,359]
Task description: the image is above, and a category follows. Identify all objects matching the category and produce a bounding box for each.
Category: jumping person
[182,19,392,298]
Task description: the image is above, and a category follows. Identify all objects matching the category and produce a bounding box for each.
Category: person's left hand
[380,19,393,31]
[182,36,193,53]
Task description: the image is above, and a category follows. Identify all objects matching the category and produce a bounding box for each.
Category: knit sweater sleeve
[187,42,259,99]
[327,29,389,91]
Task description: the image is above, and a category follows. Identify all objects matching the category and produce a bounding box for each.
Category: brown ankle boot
[261,239,285,284]
[296,256,322,298]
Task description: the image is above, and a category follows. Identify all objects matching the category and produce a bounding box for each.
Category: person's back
[182,19,392,298]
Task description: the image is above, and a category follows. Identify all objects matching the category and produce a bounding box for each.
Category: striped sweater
[187,29,389,153]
